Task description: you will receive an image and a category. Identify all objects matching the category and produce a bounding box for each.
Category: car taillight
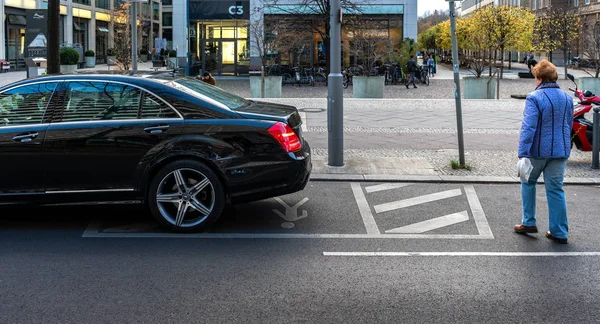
[268,122,302,153]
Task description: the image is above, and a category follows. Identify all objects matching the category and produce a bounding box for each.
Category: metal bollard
[593,107,600,169]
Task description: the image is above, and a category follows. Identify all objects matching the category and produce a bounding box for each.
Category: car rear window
[169,78,250,110]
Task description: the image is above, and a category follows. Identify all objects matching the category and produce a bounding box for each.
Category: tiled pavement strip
[1,65,599,183]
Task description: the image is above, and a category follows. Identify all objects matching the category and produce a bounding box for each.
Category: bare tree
[110,2,144,71]
[345,19,388,76]
[534,7,581,79]
[580,18,600,78]
[263,0,365,72]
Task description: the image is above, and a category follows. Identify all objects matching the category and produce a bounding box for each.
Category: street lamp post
[126,0,148,74]
[328,0,344,167]
[446,0,465,166]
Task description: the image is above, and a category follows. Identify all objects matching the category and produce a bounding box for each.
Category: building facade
[460,0,529,16]
[168,0,417,77]
[2,0,162,70]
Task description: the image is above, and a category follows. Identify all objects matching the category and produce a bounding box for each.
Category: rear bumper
[227,142,312,204]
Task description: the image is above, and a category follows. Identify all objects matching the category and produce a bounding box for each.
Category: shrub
[60,47,80,65]
[84,50,95,57]
[168,50,177,57]
[140,48,149,55]
[107,48,115,56]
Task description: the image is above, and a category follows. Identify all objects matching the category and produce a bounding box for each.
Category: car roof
[0,72,186,90]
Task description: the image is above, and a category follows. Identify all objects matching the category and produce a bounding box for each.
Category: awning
[97,27,110,32]
[7,14,27,25]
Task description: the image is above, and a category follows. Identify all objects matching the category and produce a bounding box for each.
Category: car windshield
[170,77,250,110]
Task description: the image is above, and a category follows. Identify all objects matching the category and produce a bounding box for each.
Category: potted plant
[460,13,497,99]
[140,48,149,63]
[60,47,80,73]
[107,48,116,66]
[347,25,387,98]
[84,50,96,68]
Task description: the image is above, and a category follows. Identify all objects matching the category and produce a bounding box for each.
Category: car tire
[148,159,225,233]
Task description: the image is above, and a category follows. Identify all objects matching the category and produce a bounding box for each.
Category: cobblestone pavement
[309,148,598,179]
[0,71,26,87]
[214,77,577,100]
[2,68,598,179]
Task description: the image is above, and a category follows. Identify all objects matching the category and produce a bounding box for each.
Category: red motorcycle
[567,74,596,151]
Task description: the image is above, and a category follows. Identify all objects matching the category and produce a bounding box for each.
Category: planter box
[353,76,385,98]
[60,64,77,74]
[578,77,600,96]
[463,76,497,99]
[85,56,96,68]
[250,76,283,98]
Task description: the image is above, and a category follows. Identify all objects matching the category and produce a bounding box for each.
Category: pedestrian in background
[427,54,435,77]
[514,60,573,244]
[198,72,216,86]
[406,55,418,89]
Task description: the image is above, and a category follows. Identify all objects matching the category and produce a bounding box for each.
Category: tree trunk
[261,66,265,98]
[500,46,505,79]
[564,49,568,80]
[508,51,512,70]
[47,0,60,74]
[488,50,493,77]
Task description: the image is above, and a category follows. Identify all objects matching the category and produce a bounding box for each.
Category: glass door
[7,28,25,71]
[221,41,235,76]
[204,41,220,76]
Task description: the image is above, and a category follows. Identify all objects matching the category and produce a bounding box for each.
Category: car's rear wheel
[148,160,224,233]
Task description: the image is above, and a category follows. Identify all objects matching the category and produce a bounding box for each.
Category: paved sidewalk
[2,67,599,183]
[269,98,600,182]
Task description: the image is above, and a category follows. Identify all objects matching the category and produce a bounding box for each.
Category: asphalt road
[1,181,600,324]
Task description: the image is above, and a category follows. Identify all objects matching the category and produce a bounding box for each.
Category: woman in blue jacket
[514,60,573,244]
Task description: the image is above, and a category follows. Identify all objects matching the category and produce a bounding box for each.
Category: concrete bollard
[593,107,600,169]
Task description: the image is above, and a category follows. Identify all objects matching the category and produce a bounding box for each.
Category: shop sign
[189,0,249,20]
[25,9,48,58]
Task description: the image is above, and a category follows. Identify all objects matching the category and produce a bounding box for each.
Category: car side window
[140,93,179,119]
[0,82,57,126]
[62,81,141,122]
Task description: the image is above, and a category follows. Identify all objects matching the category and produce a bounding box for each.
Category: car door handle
[144,125,170,134]
[12,132,39,143]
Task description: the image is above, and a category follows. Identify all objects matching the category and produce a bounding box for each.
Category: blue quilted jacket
[518,82,574,159]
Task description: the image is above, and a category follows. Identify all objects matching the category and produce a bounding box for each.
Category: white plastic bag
[516,158,533,182]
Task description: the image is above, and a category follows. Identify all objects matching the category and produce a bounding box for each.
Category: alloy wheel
[155,168,215,228]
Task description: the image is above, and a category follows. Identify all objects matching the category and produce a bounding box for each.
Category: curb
[309,174,600,185]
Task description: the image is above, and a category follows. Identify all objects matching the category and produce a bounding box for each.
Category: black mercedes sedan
[0,74,311,232]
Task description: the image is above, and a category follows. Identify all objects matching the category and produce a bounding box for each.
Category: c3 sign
[189,0,249,20]
[228,5,244,15]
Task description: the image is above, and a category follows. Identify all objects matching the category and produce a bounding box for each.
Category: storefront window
[162,0,172,5]
[73,0,91,6]
[95,0,110,10]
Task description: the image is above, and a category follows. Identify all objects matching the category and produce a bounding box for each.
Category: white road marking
[364,183,413,193]
[374,189,463,214]
[273,197,309,222]
[385,211,469,234]
[323,252,600,257]
[351,183,380,235]
[464,185,494,238]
